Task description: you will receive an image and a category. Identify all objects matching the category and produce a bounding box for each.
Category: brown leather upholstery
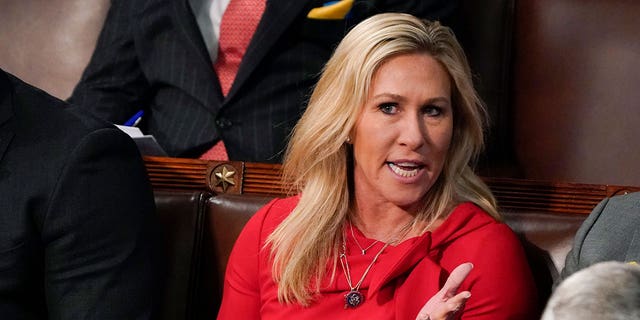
[512,0,640,185]
[197,194,273,319]
[0,0,109,99]
[502,210,586,307]
[154,190,212,320]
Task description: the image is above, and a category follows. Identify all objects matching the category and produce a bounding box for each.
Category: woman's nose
[397,115,426,149]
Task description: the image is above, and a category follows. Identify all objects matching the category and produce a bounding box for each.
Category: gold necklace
[339,219,415,308]
[339,237,389,309]
[349,222,379,255]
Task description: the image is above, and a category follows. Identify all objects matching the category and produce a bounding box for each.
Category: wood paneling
[144,156,640,215]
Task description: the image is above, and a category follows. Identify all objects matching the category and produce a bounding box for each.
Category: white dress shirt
[188,0,231,63]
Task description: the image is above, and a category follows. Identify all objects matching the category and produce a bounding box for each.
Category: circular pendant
[344,290,364,308]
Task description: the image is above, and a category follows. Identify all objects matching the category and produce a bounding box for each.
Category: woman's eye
[379,103,397,114]
[423,105,443,117]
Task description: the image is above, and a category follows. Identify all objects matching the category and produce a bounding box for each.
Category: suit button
[216,118,232,129]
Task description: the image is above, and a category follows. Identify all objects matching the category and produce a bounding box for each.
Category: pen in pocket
[123,110,144,126]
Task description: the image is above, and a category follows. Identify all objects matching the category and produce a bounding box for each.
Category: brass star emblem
[214,165,236,192]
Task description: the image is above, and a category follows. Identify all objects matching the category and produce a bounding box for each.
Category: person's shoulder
[240,195,300,242]
[583,191,640,229]
[605,191,640,212]
[255,195,301,225]
[448,202,507,230]
[6,72,139,179]
[267,195,300,213]
[442,202,519,247]
[8,71,115,135]
[2,70,127,153]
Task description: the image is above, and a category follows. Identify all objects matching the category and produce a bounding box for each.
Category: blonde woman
[218,13,537,319]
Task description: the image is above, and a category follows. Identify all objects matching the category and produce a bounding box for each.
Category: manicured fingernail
[463,292,471,298]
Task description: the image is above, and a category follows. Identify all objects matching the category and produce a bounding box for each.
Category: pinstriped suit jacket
[69,0,457,162]
[561,191,640,280]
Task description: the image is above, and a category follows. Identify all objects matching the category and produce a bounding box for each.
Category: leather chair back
[503,210,585,309]
[154,190,212,320]
[199,194,272,318]
[512,0,640,185]
[0,0,109,99]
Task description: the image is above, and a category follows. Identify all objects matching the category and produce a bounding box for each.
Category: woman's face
[352,53,453,212]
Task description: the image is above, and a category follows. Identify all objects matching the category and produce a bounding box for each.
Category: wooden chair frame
[144,156,640,215]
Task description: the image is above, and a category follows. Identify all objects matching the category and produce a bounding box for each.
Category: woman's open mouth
[387,162,424,178]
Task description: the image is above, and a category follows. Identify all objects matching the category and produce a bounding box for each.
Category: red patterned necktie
[201,0,266,160]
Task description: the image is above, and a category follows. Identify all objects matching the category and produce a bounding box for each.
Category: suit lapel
[0,71,15,163]
[225,0,315,100]
[172,0,223,101]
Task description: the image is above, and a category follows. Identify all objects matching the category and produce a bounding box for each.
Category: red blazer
[218,196,538,319]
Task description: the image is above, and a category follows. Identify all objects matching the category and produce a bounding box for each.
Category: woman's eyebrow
[372,92,404,101]
[372,93,450,105]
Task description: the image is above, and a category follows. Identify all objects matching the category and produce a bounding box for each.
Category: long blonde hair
[266,13,498,305]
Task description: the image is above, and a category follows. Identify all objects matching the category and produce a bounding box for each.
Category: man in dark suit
[69,0,457,162]
[0,68,160,319]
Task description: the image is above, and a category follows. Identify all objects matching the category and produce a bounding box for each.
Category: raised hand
[415,262,473,320]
